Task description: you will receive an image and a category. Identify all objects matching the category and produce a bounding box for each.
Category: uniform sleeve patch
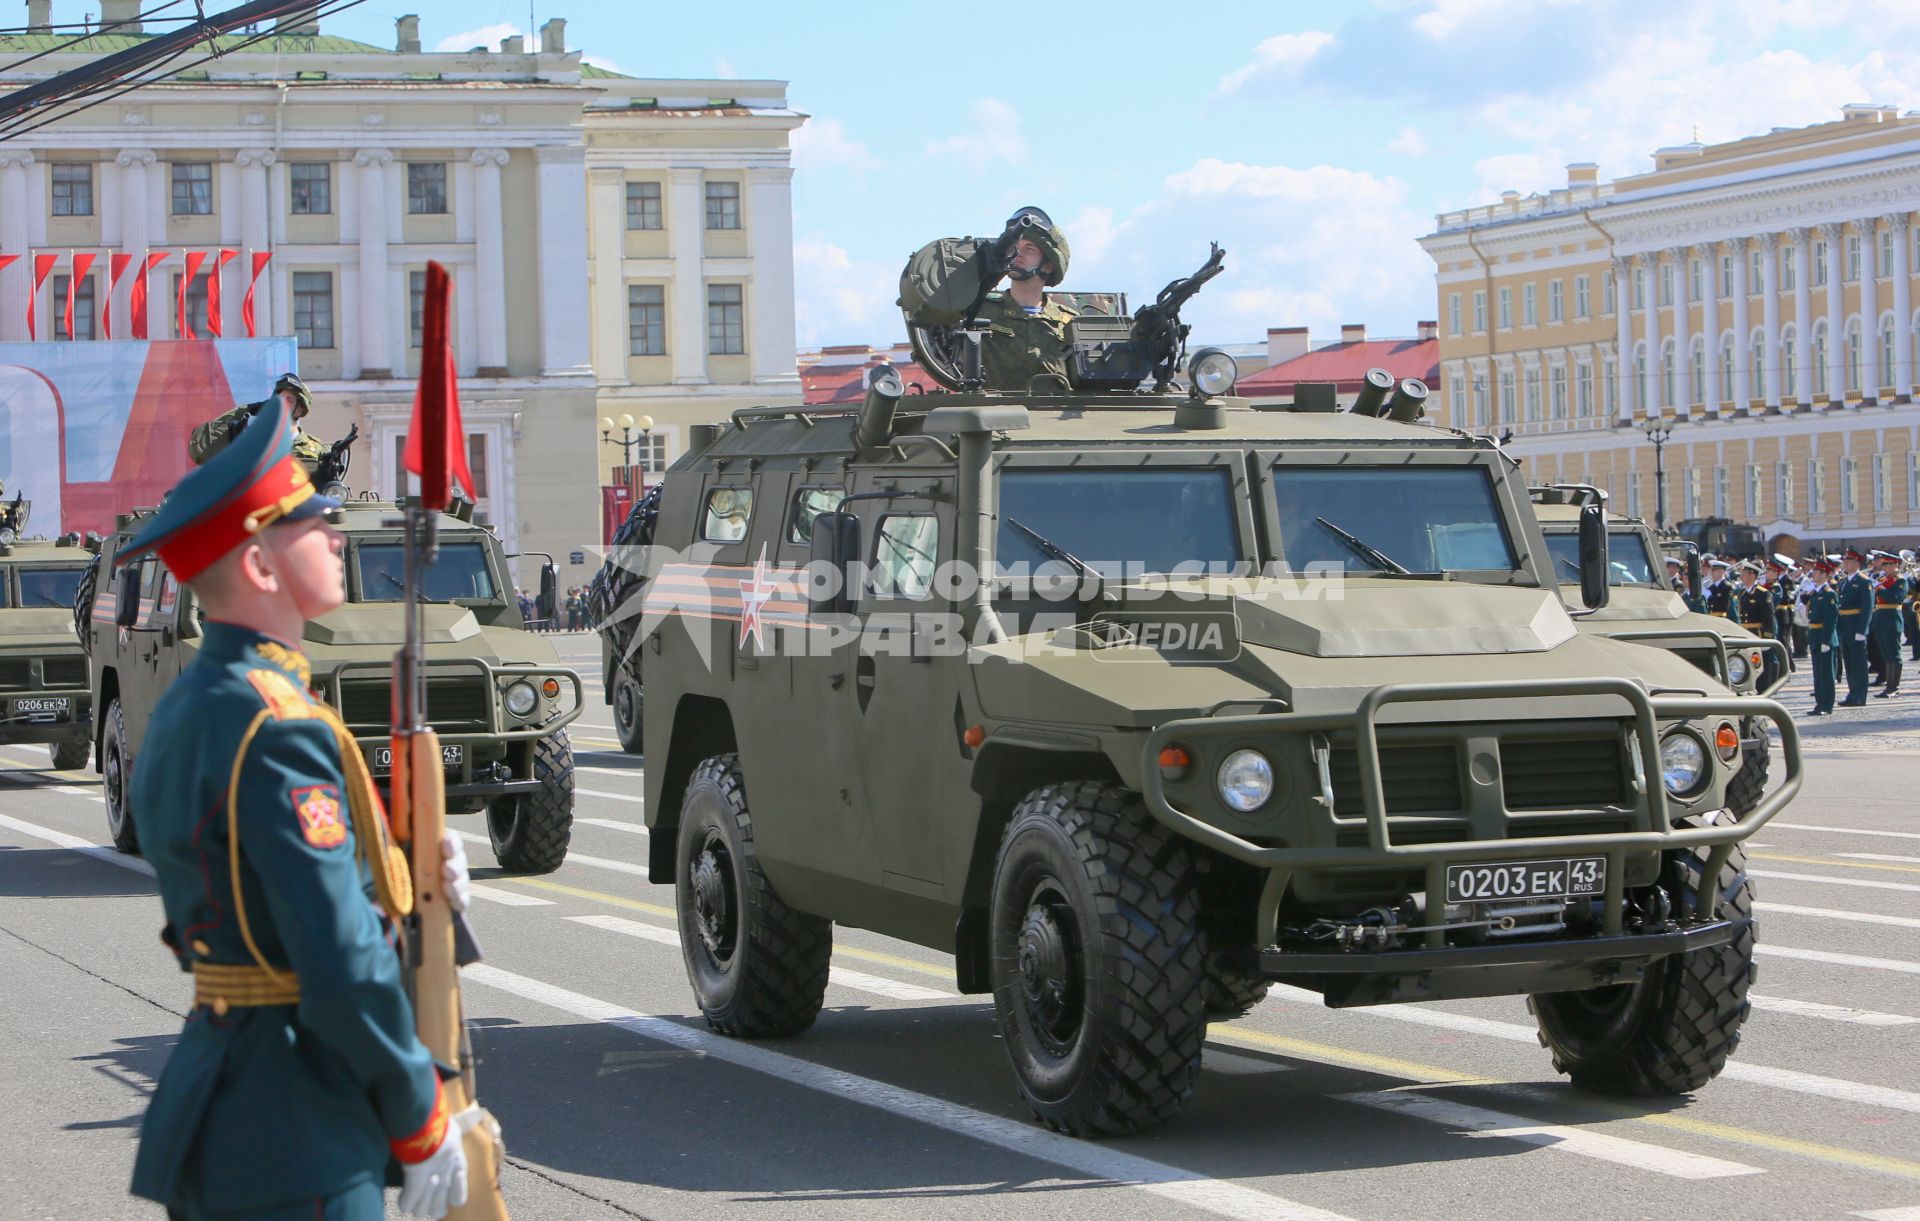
[246,669,314,720]
[293,784,348,849]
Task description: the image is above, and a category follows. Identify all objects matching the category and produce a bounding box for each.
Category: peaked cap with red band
[116,398,341,582]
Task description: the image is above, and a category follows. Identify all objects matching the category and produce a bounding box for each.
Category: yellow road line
[1208,1026,1492,1085]
[1633,1112,1920,1181]
[1753,852,1920,875]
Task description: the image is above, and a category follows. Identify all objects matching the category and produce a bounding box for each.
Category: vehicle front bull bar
[1140,678,1802,939]
[321,658,584,742]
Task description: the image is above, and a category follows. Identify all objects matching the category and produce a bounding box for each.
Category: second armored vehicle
[0,522,97,770]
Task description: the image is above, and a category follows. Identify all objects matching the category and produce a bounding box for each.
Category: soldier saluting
[120,398,480,1219]
[189,372,329,475]
[902,207,1077,393]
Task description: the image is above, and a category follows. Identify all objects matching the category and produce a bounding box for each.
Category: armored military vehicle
[618,249,1803,1136]
[0,513,97,771]
[1530,487,1789,817]
[83,498,582,872]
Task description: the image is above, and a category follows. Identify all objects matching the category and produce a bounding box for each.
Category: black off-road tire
[1201,966,1270,1020]
[990,782,1205,1137]
[101,699,139,855]
[486,730,574,874]
[1529,843,1756,1095]
[1726,747,1769,819]
[675,754,831,1037]
[611,666,644,756]
[73,555,99,656]
[50,736,90,772]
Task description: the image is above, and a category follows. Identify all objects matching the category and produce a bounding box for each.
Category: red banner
[27,253,57,340]
[205,248,237,338]
[242,251,271,338]
[0,254,17,278]
[177,250,207,340]
[130,251,167,340]
[65,252,96,340]
[103,252,133,339]
[402,261,477,509]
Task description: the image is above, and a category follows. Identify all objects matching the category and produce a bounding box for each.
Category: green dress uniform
[1806,584,1839,714]
[1872,572,1908,695]
[977,291,1079,394]
[1838,567,1875,705]
[119,403,449,1219]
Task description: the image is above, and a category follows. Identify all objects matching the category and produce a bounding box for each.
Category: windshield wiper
[1555,554,1582,579]
[1314,516,1410,574]
[1007,517,1105,594]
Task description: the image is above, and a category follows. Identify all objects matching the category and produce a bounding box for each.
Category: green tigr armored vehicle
[622,280,1803,1135]
[83,499,583,872]
[1530,486,1789,818]
[0,518,97,771]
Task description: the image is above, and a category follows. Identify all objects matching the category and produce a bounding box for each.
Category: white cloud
[1386,125,1432,158]
[790,118,878,172]
[1216,31,1335,95]
[922,98,1029,173]
[792,237,903,348]
[434,22,521,53]
[714,56,739,79]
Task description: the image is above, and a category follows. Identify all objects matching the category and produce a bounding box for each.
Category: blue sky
[317,0,1920,349]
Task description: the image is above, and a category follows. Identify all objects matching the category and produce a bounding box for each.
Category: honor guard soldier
[120,399,479,1220]
[1704,557,1734,616]
[1732,561,1781,689]
[1766,557,1796,668]
[1664,555,1704,612]
[1837,547,1875,706]
[1871,550,1908,697]
[1903,549,1920,662]
[1804,560,1839,716]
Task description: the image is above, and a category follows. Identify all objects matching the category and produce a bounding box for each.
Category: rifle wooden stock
[400,726,509,1219]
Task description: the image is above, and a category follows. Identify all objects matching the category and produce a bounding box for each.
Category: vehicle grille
[0,660,29,690]
[337,677,491,732]
[41,657,86,687]
[1328,743,1464,818]
[1501,737,1629,810]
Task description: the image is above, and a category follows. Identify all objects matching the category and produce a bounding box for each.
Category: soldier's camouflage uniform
[977,291,1079,394]
[190,402,329,475]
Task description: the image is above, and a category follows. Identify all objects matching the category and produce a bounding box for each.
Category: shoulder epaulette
[245,669,314,721]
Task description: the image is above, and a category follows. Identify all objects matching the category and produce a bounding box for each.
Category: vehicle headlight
[1217,749,1273,812]
[1659,731,1707,796]
[1188,347,1238,399]
[1725,652,1750,687]
[504,680,539,717]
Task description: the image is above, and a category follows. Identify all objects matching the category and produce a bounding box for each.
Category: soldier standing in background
[1804,560,1839,716]
[1732,561,1781,690]
[1704,557,1734,617]
[1837,548,1875,707]
[1766,558,1796,670]
[1871,550,1907,698]
[1903,549,1920,662]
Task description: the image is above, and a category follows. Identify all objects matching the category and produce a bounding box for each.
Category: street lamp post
[601,412,655,469]
[1643,419,1674,530]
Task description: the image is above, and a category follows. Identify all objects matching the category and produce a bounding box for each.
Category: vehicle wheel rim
[689,830,737,963]
[103,742,125,833]
[1565,982,1635,1018]
[614,678,638,734]
[1015,880,1083,1055]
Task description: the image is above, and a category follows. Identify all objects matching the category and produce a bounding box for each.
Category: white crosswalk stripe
[453,829,649,877]
[567,913,679,947]
[1757,901,1920,929]
[1852,1207,1920,1219]
[578,787,643,805]
[576,817,648,836]
[1749,868,1920,894]
[1747,995,1918,1027]
[469,884,555,907]
[1840,853,1920,865]
[1772,822,1920,842]
[1758,944,1920,975]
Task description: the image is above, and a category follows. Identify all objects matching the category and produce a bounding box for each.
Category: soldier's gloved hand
[441,831,471,914]
[1858,633,1869,642]
[397,1104,482,1218]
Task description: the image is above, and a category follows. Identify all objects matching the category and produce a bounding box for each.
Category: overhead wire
[0,0,194,78]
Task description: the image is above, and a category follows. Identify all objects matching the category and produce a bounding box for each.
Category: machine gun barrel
[1129,243,1226,391]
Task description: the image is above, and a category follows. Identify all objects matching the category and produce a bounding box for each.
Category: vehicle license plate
[14,696,69,718]
[1445,856,1605,904]
[370,743,464,774]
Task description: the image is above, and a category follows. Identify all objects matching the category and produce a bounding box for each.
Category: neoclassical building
[1421,105,1920,548]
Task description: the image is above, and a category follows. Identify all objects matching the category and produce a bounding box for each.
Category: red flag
[205,248,237,338]
[104,252,133,339]
[130,251,167,340]
[27,253,57,340]
[402,262,476,510]
[0,254,17,278]
[65,252,96,340]
[177,250,207,339]
[242,251,271,338]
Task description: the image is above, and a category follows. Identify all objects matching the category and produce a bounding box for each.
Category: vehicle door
[116,557,172,746]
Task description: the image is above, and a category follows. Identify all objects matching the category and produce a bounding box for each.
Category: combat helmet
[1005,205,1070,287]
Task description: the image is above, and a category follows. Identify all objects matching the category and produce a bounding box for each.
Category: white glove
[1818,644,1830,653]
[1857,633,1868,642]
[441,831,471,914]
[398,1104,483,1218]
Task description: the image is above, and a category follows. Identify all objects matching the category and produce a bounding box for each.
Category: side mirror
[807,511,860,616]
[540,561,559,611]
[1578,503,1610,611]
[114,566,141,628]
[1686,549,1703,602]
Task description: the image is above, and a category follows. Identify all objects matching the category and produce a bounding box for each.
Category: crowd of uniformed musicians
[1671,546,1917,715]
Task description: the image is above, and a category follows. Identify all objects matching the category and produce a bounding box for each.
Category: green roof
[0,31,392,55]
[580,62,631,79]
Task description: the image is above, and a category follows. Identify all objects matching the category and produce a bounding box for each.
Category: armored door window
[18,566,86,608]
[787,486,845,544]
[869,515,939,599]
[701,487,753,542]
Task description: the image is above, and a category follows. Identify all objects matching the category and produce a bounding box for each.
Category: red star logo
[738,545,777,651]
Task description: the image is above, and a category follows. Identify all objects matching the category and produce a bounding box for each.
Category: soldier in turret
[902,208,1078,393]
[189,373,329,476]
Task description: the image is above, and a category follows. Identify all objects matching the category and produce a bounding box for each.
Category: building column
[1821,223,1846,401]
[236,149,274,339]
[1789,228,1811,402]
[1611,256,1634,421]
[1758,232,1780,409]
[354,148,394,378]
[1695,242,1719,408]
[115,149,163,338]
[666,166,707,385]
[1858,217,1880,400]
[534,144,591,375]
[1728,237,1751,407]
[0,151,34,342]
[471,148,510,376]
[1888,212,1913,399]
[1638,251,1662,414]
[1670,246,1691,416]
[586,165,628,385]
[746,166,798,385]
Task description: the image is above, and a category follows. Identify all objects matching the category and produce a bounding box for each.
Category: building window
[707,283,744,354]
[51,164,93,216]
[1881,322,1897,390]
[289,162,331,214]
[172,271,210,338]
[1720,255,1734,298]
[1813,240,1828,286]
[1844,458,1862,514]
[1550,366,1567,418]
[170,162,213,215]
[625,181,662,230]
[1813,325,1829,395]
[408,270,425,348]
[1847,235,1862,281]
[1448,292,1461,335]
[1775,462,1793,518]
[1689,257,1703,302]
[1714,466,1729,518]
[1746,464,1761,518]
[1498,370,1515,421]
[1660,263,1674,306]
[1781,325,1797,397]
[1720,339,1734,403]
[1524,367,1541,420]
[1875,452,1891,513]
[1910,453,1920,514]
[1576,363,1593,417]
[1691,337,1706,404]
[1751,334,1766,397]
[292,271,334,349]
[627,284,666,356]
[406,163,448,214]
[1603,270,1616,314]
[1497,286,1512,330]
[1449,374,1465,422]
[1684,468,1700,519]
[1473,376,1489,427]
[1574,274,1590,318]
[1847,325,1862,393]
[1780,247,1796,291]
[1522,282,1537,326]
[1627,471,1642,519]
[1880,229,1895,277]
[1604,356,1617,412]
[1548,279,1563,323]
[1662,343,1676,407]
[49,274,94,340]
[704,180,740,230]
[1633,268,1646,311]
[1808,458,1825,516]
[1472,290,1487,332]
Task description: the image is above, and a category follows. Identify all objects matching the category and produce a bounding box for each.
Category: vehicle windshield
[1544,528,1662,587]
[355,541,499,602]
[15,565,87,608]
[995,468,1240,576]
[1272,465,1518,574]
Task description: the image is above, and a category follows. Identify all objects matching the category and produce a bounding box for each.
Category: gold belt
[1840,608,1862,615]
[192,961,302,1015]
